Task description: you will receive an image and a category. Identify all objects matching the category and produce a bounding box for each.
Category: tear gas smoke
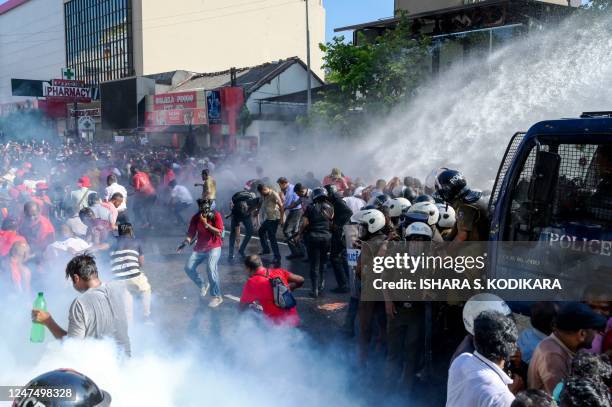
[2,12,612,407]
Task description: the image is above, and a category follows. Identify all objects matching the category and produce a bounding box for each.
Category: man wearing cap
[70,176,94,211]
[322,168,350,195]
[527,302,607,395]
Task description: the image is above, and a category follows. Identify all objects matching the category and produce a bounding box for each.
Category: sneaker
[272,258,282,267]
[208,296,223,308]
[200,283,210,298]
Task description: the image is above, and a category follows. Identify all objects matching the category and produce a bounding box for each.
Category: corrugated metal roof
[171,57,319,94]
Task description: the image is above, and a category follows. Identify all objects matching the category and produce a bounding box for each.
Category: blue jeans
[184,247,222,297]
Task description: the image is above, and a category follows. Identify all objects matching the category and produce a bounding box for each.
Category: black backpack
[232,191,256,217]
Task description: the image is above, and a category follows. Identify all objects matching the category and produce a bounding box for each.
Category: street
[138,217,347,344]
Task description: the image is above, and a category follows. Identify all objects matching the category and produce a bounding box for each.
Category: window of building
[64,0,134,85]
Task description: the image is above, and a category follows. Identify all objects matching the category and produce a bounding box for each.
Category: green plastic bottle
[30,292,46,343]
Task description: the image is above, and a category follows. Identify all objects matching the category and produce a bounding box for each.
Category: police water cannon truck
[487,112,611,311]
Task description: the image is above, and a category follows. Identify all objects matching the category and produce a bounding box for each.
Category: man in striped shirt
[110,223,152,322]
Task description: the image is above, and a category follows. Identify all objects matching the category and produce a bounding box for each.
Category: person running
[110,223,152,322]
[277,177,303,260]
[177,199,224,308]
[130,166,156,229]
[255,184,284,267]
[168,179,194,225]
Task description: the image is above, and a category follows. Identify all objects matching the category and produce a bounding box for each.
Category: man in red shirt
[177,199,224,308]
[130,166,156,229]
[18,201,55,256]
[240,255,303,327]
[0,217,26,257]
[322,168,351,195]
[31,182,52,217]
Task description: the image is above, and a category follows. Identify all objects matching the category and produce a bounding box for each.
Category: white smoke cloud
[2,11,612,407]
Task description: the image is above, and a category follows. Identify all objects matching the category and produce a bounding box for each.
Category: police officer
[436,202,457,240]
[384,222,431,393]
[297,187,334,298]
[324,184,353,294]
[406,201,444,242]
[435,169,489,242]
[14,369,111,406]
[354,209,387,365]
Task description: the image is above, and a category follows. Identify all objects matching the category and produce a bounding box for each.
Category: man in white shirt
[169,179,194,224]
[446,311,521,407]
[344,186,366,214]
[104,174,127,212]
[87,192,114,227]
[65,206,88,238]
[70,176,94,211]
[44,224,91,265]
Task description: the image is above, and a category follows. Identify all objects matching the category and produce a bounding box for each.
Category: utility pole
[73,99,78,143]
[305,0,312,113]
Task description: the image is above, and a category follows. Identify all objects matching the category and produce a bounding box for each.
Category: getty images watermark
[358,241,611,302]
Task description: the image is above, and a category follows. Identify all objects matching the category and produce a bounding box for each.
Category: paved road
[137,218,350,343]
[130,213,446,406]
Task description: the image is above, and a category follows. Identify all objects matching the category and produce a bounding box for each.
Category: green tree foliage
[309,15,431,136]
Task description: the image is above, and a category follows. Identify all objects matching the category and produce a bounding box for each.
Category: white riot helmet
[384,197,411,218]
[356,209,385,237]
[462,293,512,335]
[407,201,440,226]
[436,203,456,229]
[350,209,369,224]
[405,222,433,240]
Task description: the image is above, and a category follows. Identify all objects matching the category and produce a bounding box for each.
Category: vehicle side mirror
[528,150,560,203]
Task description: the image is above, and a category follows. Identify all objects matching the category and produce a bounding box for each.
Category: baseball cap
[556,302,607,332]
[77,176,91,188]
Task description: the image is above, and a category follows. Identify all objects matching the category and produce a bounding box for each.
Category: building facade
[0,0,66,103]
[394,0,579,16]
[336,0,579,74]
[62,0,326,84]
[64,0,135,85]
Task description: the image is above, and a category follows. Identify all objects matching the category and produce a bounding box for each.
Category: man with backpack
[239,254,303,327]
[228,187,259,263]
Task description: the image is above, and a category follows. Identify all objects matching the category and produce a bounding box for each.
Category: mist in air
[2,11,612,407]
[252,12,612,191]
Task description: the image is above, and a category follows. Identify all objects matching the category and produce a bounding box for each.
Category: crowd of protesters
[0,139,610,406]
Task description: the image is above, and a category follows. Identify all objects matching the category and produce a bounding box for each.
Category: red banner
[153,91,198,111]
[145,108,207,127]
